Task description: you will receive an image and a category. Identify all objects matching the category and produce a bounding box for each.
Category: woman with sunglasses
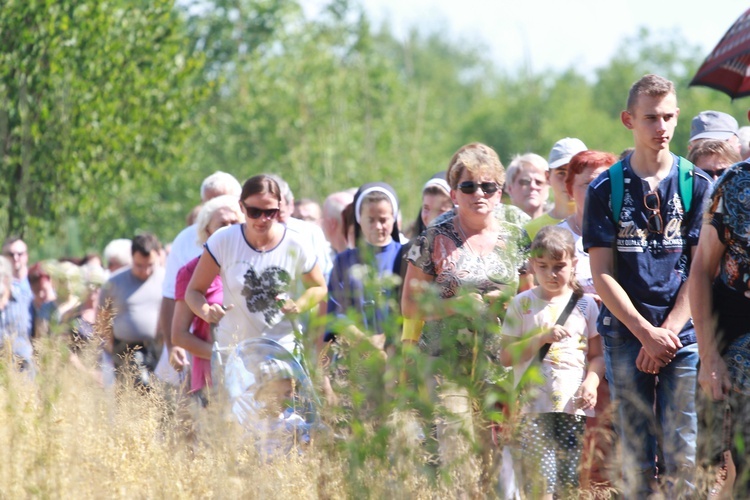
[401,142,530,495]
[185,174,327,356]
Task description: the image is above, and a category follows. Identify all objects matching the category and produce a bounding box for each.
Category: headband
[354,186,400,225]
[422,177,451,196]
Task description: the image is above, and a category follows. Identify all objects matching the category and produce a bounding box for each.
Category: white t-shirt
[503,288,599,417]
[557,220,595,295]
[162,224,201,299]
[205,223,317,349]
[285,217,332,281]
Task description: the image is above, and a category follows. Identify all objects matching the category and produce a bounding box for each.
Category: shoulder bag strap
[537,290,583,362]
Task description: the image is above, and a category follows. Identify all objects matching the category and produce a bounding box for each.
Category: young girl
[326,182,402,354]
[410,173,453,238]
[500,225,604,498]
[323,182,402,410]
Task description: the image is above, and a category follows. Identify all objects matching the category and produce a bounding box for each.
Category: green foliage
[0,0,205,254]
[3,2,748,257]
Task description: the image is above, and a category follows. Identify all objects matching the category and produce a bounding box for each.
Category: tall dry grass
[0,337,454,499]
[0,330,718,498]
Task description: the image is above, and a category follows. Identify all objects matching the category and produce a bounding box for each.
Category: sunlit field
[0,333,723,498]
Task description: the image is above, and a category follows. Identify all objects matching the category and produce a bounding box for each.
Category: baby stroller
[212,337,322,456]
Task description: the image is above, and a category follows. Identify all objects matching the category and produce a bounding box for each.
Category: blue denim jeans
[603,335,698,497]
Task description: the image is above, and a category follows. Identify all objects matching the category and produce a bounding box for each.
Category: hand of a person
[205,303,232,323]
[590,293,602,308]
[468,292,486,309]
[636,347,662,374]
[699,354,732,401]
[484,289,510,316]
[545,325,571,344]
[277,295,300,315]
[574,381,597,410]
[169,346,190,371]
[484,289,505,306]
[641,326,682,366]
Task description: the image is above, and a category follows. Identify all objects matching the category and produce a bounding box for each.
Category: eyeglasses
[457,181,500,195]
[517,177,546,188]
[643,190,663,234]
[242,203,280,220]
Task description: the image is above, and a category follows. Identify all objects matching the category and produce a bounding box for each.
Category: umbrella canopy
[690,8,750,99]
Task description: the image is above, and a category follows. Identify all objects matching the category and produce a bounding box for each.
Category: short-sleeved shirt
[705,161,750,351]
[583,154,711,344]
[0,291,33,363]
[286,217,333,281]
[205,223,317,350]
[525,212,562,241]
[175,256,222,391]
[99,266,165,343]
[12,278,32,309]
[406,214,530,358]
[503,289,599,417]
[162,224,202,300]
[557,220,595,295]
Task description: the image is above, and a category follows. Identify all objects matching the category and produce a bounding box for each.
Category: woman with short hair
[401,142,530,494]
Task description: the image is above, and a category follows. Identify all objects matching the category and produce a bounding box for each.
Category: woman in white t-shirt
[558,150,618,298]
[185,174,327,353]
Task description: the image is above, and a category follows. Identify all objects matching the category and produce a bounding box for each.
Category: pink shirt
[175,256,223,392]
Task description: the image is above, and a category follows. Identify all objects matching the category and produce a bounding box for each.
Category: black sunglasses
[457,181,500,195]
[643,190,663,234]
[242,203,280,220]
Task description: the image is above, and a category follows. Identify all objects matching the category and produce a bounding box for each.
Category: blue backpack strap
[608,161,624,224]
[677,156,694,213]
[610,157,693,220]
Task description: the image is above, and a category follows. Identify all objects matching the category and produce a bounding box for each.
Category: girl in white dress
[500,225,604,498]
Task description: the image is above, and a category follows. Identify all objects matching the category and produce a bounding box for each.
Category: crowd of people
[3,73,750,498]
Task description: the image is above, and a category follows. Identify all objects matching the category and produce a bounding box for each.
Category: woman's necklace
[247,225,279,253]
[456,218,496,258]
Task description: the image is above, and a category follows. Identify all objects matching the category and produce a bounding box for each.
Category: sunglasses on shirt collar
[457,181,500,195]
[643,190,663,234]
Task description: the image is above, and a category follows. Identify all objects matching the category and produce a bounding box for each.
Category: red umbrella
[690,8,750,99]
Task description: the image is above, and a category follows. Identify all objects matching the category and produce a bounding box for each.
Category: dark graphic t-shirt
[583,154,712,344]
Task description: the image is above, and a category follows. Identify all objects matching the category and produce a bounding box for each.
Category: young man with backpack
[582,74,713,497]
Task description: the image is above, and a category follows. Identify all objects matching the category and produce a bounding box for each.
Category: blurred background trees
[1,0,744,259]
